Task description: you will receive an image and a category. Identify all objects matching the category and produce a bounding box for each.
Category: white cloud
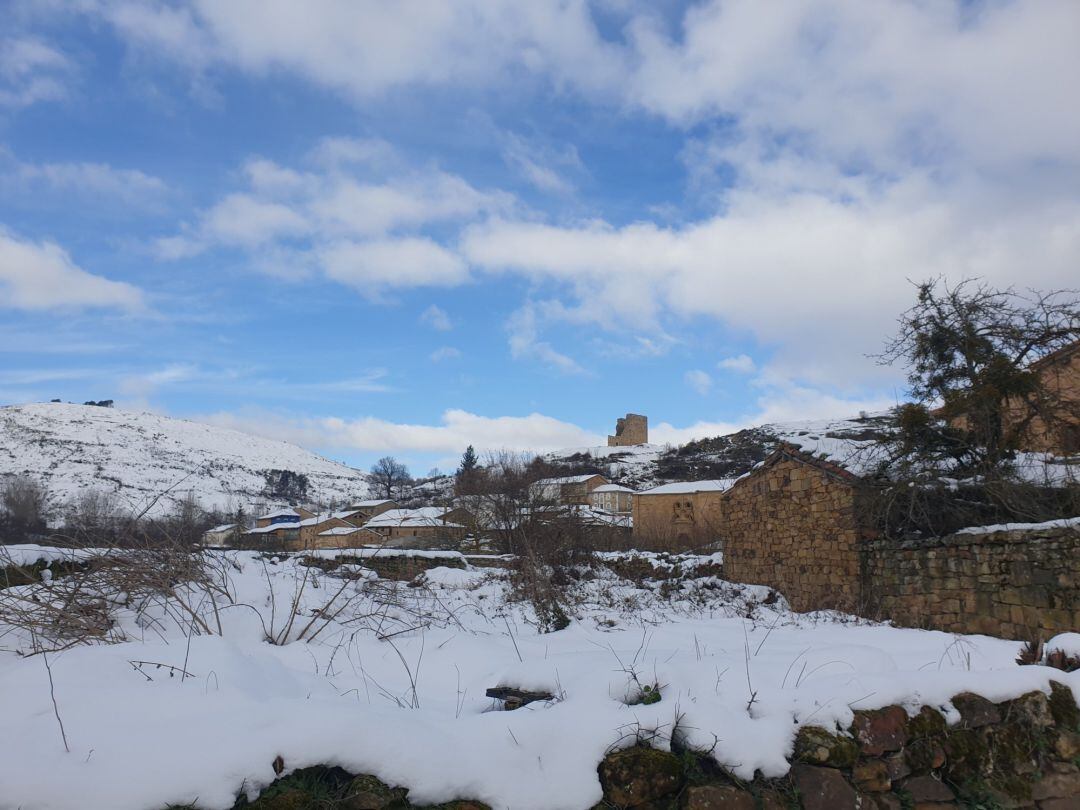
[430,346,462,363]
[320,237,468,291]
[463,180,1080,388]
[684,369,712,396]
[420,304,452,331]
[0,36,72,108]
[10,158,167,203]
[0,228,144,312]
[506,302,587,375]
[204,407,604,458]
[501,131,583,195]
[120,363,199,398]
[93,0,626,99]
[718,354,755,374]
[159,150,503,294]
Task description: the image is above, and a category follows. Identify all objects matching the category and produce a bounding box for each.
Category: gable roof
[742,442,864,485]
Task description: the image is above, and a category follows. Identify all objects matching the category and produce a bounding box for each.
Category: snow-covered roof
[205,523,236,534]
[318,526,367,537]
[348,499,395,508]
[592,484,635,494]
[640,479,737,495]
[533,474,604,486]
[363,507,458,529]
[245,523,299,535]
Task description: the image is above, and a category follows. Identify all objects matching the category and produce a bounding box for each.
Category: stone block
[790,764,858,810]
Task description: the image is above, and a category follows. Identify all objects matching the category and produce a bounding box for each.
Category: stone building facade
[863,521,1080,638]
[1012,340,1080,454]
[720,446,873,612]
[632,480,730,551]
[589,484,635,514]
[608,413,648,446]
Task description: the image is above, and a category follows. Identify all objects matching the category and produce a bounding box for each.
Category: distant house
[632,479,735,551]
[343,499,399,522]
[254,507,316,529]
[531,474,608,506]
[242,522,300,547]
[589,483,635,514]
[201,523,237,546]
[362,506,470,547]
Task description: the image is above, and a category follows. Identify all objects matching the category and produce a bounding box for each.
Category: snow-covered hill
[0,402,371,516]
[545,414,894,489]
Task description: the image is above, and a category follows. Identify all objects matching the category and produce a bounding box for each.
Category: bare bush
[0,476,50,543]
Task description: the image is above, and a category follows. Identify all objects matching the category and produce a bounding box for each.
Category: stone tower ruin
[608,413,648,446]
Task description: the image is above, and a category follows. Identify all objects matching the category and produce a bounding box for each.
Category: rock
[1004,691,1054,730]
[792,726,858,768]
[342,775,409,809]
[1052,729,1080,760]
[901,775,955,803]
[862,795,903,810]
[907,706,947,739]
[789,764,858,810]
[952,692,1001,728]
[1032,763,1080,802]
[1049,681,1080,730]
[942,728,989,781]
[756,790,788,810]
[883,752,911,781]
[850,706,909,755]
[684,785,755,810]
[1039,799,1080,810]
[249,789,314,810]
[852,760,891,792]
[598,747,684,807]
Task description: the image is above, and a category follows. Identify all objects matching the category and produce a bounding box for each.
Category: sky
[1,1,1079,474]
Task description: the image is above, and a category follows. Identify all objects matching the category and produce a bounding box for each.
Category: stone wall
[238,682,1080,810]
[863,522,1080,638]
[721,454,868,612]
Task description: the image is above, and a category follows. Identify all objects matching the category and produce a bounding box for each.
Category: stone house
[296,513,359,550]
[947,338,1080,455]
[531,474,608,506]
[201,523,237,546]
[589,484,635,514]
[343,499,398,522]
[608,413,648,446]
[362,506,470,547]
[720,444,874,612]
[313,525,383,549]
[242,522,300,547]
[1010,339,1080,454]
[632,479,734,551]
[254,507,316,529]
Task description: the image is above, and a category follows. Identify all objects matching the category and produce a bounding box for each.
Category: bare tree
[369,456,411,500]
[0,476,50,543]
[879,278,1080,470]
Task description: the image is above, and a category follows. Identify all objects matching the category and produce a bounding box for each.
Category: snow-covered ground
[0,547,1075,810]
[0,402,371,516]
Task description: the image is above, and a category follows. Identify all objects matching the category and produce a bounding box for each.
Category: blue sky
[1,1,1079,473]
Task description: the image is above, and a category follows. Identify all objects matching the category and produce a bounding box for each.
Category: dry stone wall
[237,682,1080,809]
[863,523,1080,638]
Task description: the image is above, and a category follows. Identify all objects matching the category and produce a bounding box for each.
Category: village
[2,6,1080,807]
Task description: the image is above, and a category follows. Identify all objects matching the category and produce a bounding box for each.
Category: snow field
[0,550,1075,810]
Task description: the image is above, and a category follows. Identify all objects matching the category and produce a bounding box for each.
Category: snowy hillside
[0,402,371,516]
[546,413,893,489]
